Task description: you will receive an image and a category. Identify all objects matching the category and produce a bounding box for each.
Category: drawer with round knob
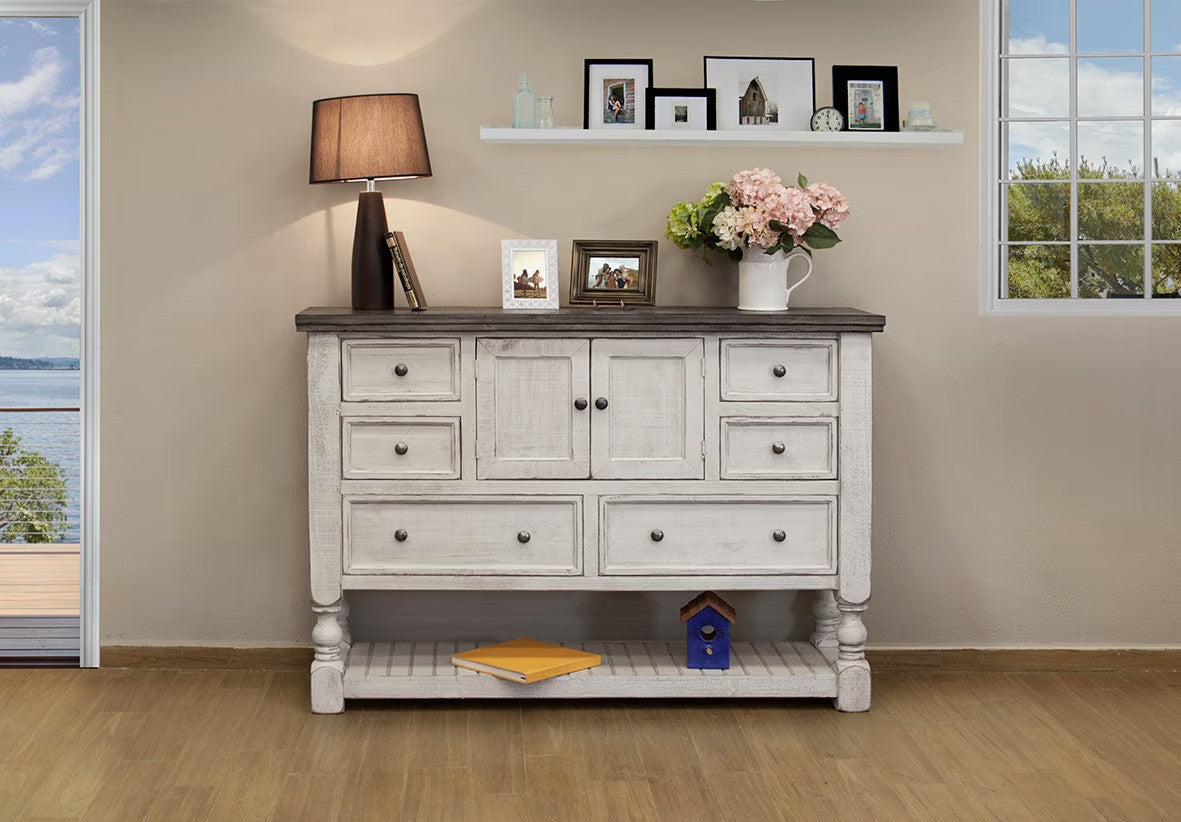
[342,338,460,401]
[342,417,460,480]
[344,495,582,575]
[599,496,835,575]
[720,417,837,480]
[720,339,837,401]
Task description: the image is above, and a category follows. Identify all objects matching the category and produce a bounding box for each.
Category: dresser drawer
[344,496,581,575]
[342,417,460,480]
[600,496,835,575]
[720,339,837,401]
[721,417,836,480]
[342,339,460,401]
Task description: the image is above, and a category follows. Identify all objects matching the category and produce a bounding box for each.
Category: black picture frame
[569,240,658,306]
[583,59,655,129]
[644,88,717,131]
[832,65,900,133]
[702,55,816,131]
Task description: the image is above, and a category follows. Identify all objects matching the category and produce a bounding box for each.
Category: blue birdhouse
[680,591,736,670]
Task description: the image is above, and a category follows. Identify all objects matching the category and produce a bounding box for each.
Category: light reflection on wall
[247,0,489,66]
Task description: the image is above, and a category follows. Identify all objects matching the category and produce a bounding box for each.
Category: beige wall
[101,0,1180,647]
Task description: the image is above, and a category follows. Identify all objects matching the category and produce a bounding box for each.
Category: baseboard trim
[102,646,312,670]
[98,645,1179,673]
[868,648,1179,673]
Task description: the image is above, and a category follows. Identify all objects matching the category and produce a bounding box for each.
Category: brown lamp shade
[309,93,432,183]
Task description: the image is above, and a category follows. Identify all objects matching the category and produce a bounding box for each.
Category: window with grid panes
[993,0,1181,305]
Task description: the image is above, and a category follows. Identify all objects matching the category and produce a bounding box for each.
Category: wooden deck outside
[0,544,80,660]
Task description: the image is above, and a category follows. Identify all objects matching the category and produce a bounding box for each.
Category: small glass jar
[537,97,556,129]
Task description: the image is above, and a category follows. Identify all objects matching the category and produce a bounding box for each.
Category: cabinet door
[590,338,705,479]
[476,339,590,479]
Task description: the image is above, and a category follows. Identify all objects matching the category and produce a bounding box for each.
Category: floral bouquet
[666,168,849,263]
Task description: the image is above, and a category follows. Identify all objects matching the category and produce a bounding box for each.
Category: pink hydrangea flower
[768,186,818,241]
[806,182,850,230]
[729,168,785,208]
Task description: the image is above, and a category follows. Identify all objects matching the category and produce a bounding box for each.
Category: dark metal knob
[650,529,664,542]
[574,398,588,411]
[772,364,787,378]
[517,531,531,544]
[772,529,787,542]
[393,363,409,377]
[594,397,609,410]
[394,442,409,455]
[771,442,786,455]
[394,529,408,542]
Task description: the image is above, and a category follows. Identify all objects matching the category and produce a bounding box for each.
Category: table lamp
[309,93,432,310]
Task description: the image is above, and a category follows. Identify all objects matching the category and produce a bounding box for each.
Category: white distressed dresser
[296,306,885,713]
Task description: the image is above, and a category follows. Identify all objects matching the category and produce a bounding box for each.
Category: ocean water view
[0,370,81,543]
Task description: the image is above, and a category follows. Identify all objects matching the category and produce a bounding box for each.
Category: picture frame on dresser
[501,239,559,310]
[568,239,658,306]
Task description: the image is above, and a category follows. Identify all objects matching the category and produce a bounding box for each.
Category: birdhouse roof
[679,591,736,624]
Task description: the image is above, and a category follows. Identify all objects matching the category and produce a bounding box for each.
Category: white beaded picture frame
[501,239,559,310]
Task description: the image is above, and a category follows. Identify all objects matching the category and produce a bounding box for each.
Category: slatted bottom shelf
[342,640,838,699]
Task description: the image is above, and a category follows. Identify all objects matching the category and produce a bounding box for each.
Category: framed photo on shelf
[645,88,716,131]
[703,56,815,131]
[501,239,559,310]
[569,240,658,306]
[584,59,654,130]
[833,65,899,132]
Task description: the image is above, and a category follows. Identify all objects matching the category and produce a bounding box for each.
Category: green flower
[665,181,729,250]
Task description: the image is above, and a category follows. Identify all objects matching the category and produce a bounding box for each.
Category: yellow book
[451,639,602,684]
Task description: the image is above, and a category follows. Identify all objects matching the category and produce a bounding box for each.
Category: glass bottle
[537,97,556,129]
[512,73,538,128]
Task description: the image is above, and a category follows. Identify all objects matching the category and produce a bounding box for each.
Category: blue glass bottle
[513,73,538,128]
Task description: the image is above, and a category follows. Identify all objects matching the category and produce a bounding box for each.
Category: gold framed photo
[568,240,658,306]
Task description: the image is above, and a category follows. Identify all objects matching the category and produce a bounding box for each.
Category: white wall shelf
[479,127,964,148]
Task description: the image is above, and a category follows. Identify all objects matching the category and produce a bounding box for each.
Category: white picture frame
[502,239,559,310]
[704,56,816,132]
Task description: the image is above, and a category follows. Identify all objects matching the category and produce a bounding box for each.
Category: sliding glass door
[0,3,97,666]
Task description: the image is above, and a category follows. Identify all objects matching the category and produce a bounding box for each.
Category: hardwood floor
[0,664,1176,821]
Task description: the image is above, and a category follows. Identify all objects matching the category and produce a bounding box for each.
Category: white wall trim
[0,0,101,667]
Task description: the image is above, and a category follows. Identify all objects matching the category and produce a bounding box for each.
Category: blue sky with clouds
[0,17,79,359]
[1007,0,1181,179]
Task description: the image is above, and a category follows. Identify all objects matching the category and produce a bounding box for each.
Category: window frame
[980,0,1181,316]
[0,0,101,665]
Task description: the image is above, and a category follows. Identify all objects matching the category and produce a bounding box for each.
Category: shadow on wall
[348,590,818,643]
[133,0,758,307]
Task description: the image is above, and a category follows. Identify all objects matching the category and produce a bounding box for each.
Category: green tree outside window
[0,428,68,543]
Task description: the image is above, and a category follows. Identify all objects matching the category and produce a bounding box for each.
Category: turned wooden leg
[834,600,870,712]
[311,600,346,714]
[337,595,352,655]
[811,589,839,649]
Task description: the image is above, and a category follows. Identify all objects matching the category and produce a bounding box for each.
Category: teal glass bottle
[513,73,538,128]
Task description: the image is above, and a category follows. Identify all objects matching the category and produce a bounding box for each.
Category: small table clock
[810,106,845,132]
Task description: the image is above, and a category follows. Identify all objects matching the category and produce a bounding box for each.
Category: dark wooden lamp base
[351,191,394,310]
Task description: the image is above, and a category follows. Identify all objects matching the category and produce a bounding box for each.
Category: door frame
[0,0,101,667]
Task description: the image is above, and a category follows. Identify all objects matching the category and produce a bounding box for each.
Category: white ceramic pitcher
[737,249,813,312]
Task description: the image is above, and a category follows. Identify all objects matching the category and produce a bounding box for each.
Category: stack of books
[384,231,427,310]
